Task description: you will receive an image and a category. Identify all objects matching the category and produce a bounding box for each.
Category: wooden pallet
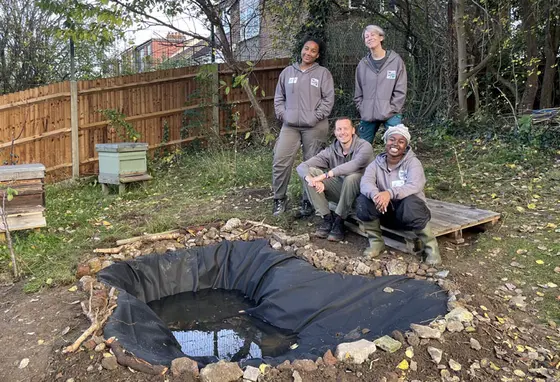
[334,199,501,254]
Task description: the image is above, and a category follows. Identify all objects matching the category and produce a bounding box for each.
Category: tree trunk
[540,5,559,109]
[454,0,468,120]
[447,0,457,116]
[519,0,540,112]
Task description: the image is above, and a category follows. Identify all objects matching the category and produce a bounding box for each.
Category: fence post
[70,80,79,179]
[212,64,220,137]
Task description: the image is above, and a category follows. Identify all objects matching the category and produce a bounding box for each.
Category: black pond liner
[98,239,448,367]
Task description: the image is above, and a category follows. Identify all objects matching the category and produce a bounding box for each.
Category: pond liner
[98,239,448,367]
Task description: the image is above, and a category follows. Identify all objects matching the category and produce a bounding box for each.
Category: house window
[221,10,231,42]
[239,0,260,41]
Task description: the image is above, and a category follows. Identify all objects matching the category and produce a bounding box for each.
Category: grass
[0,146,275,292]
[0,134,558,323]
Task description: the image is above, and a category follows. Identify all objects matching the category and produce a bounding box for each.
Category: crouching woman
[355,124,441,265]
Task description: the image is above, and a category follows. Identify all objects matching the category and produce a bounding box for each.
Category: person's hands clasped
[305,174,328,193]
[373,191,391,213]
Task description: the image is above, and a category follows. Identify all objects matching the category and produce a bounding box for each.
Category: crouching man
[356,124,441,265]
[296,117,374,241]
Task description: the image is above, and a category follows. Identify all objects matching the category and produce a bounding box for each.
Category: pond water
[148,289,298,362]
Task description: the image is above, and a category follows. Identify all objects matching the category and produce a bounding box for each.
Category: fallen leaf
[527,203,536,210]
[536,260,544,265]
[38,339,44,345]
[396,359,409,370]
[45,278,53,285]
[68,286,77,292]
[18,358,29,369]
[61,326,70,336]
[536,291,545,297]
[516,206,525,212]
[547,282,557,288]
[405,347,414,358]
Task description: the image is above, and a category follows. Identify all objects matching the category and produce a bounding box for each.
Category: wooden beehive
[0,164,46,232]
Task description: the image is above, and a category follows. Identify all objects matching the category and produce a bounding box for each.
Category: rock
[271,241,282,250]
[86,365,94,372]
[385,259,408,275]
[101,260,114,269]
[315,357,324,366]
[410,360,418,371]
[513,369,526,377]
[374,335,402,353]
[288,234,310,247]
[446,320,464,333]
[291,359,317,372]
[509,295,527,311]
[87,258,102,274]
[410,323,441,339]
[427,347,443,364]
[78,275,96,291]
[18,358,29,369]
[391,330,405,343]
[271,231,289,245]
[435,270,449,278]
[405,332,420,346]
[416,269,426,276]
[76,264,90,278]
[292,370,303,382]
[200,361,243,382]
[171,357,199,377]
[355,262,371,275]
[101,356,118,370]
[222,218,242,232]
[335,339,377,364]
[407,262,420,273]
[445,307,474,323]
[323,349,337,366]
[277,360,291,370]
[83,339,96,351]
[470,338,482,351]
[242,365,260,382]
[449,359,462,371]
[94,343,106,352]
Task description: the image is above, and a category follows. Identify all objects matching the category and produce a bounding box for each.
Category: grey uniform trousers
[272,121,329,200]
[303,167,362,219]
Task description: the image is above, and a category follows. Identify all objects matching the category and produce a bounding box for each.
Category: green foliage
[292,0,332,64]
[99,109,141,142]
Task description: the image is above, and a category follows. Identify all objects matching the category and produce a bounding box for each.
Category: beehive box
[0,164,46,232]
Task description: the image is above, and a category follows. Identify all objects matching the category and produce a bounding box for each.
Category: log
[93,246,124,254]
[106,338,168,375]
[115,229,182,246]
[246,220,279,230]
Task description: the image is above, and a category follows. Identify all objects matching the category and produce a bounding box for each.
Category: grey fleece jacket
[360,148,426,201]
[297,135,374,178]
[274,62,335,128]
[354,50,407,122]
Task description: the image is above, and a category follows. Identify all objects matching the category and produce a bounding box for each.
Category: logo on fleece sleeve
[387,70,396,80]
[288,77,298,84]
[310,78,319,87]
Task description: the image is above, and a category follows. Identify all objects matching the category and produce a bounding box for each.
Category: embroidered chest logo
[310,78,319,87]
[288,77,298,84]
[391,168,407,188]
[387,70,396,80]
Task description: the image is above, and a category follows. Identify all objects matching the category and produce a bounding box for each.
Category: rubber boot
[361,220,385,257]
[415,224,441,265]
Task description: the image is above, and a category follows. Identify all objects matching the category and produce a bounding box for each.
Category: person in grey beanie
[272,37,335,217]
[354,25,407,144]
[356,124,441,265]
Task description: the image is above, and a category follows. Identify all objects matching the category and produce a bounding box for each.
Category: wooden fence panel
[0,58,290,182]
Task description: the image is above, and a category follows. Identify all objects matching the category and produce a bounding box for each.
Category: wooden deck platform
[341,198,501,254]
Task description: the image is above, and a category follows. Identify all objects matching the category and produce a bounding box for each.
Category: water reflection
[148,289,297,361]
